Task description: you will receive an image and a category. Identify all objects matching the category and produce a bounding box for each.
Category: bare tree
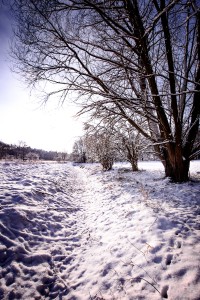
[71,138,86,163]
[10,0,200,181]
[0,142,10,159]
[17,141,29,161]
[83,133,98,163]
[84,117,145,171]
[26,152,39,161]
[114,126,141,172]
[84,124,116,170]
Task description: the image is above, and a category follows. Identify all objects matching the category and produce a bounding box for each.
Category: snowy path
[0,161,200,300]
[67,163,200,300]
[67,165,161,299]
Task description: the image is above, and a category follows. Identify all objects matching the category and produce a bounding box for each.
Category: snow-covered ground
[0,160,200,300]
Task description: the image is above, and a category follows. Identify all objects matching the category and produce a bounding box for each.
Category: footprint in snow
[152,256,162,264]
[176,240,182,249]
[161,285,169,299]
[166,254,173,265]
[175,230,180,236]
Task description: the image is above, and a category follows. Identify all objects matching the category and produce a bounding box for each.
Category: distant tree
[55,153,62,163]
[0,141,9,159]
[84,116,147,171]
[10,0,200,181]
[54,152,68,162]
[38,150,58,161]
[114,128,141,172]
[84,125,116,170]
[72,138,86,163]
[17,141,29,161]
[82,133,98,163]
[61,152,68,162]
[94,133,115,171]
[26,152,39,161]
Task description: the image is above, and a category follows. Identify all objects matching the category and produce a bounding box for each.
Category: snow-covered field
[0,160,200,300]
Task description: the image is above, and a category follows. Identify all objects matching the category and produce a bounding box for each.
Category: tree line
[71,123,200,171]
[0,140,68,162]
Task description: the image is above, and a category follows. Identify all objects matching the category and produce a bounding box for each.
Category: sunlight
[0,65,83,152]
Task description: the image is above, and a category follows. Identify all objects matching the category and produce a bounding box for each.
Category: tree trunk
[162,145,190,182]
[100,156,114,171]
[130,161,138,172]
[126,145,138,172]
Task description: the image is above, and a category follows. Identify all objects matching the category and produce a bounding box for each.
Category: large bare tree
[10,0,200,181]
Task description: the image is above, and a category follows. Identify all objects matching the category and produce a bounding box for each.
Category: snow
[0,160,200,300]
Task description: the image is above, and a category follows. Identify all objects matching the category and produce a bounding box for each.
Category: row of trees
[0,140,68,162]
[71,121,156,171]
[8,0,200,181]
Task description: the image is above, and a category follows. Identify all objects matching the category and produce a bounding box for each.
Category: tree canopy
[10,0,200,181]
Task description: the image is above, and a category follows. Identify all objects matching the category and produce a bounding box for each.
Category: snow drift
[0,160,200,299]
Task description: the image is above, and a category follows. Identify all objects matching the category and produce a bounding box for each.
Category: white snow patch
[0,160,200,299]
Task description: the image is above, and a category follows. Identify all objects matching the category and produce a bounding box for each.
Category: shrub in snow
[26,152,39,161]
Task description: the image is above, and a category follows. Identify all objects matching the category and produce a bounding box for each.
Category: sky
[0,4,84,153]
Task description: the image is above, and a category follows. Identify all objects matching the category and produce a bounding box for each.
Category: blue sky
[0,4,83,153]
